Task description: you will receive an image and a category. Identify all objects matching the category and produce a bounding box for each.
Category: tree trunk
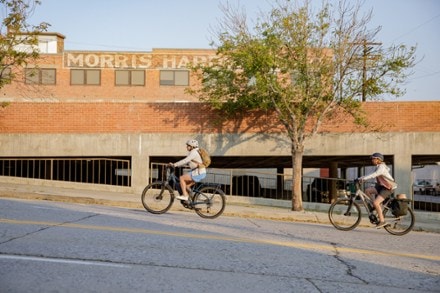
[291,147,304,211]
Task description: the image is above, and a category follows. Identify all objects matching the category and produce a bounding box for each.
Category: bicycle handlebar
[353,178,363,187]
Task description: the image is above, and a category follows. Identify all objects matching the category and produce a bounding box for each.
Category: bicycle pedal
[180,200,192,208]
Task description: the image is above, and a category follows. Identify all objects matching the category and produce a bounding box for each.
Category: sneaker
[376,221,388,229]
[175,194,189,201]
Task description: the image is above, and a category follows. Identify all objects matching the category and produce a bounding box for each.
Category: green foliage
[1,101,10,108]
[189,0,415,139]
[188,0,416,211]
[0,0,49,89]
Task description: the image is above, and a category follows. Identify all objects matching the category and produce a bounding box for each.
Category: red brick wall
[1,101,439,134]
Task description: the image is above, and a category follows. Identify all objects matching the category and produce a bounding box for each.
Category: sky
[24,0,440,101]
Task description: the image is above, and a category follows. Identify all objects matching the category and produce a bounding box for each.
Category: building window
[160,70,189,86]
[25,68,56,85]
[70,69,101,85]
[115,70,145,86]
[0,67,11,82]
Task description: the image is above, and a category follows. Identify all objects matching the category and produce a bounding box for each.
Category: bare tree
[188,0,416,211]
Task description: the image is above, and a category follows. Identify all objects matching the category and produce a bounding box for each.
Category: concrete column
[131,153,149,194]
[329,162,338,202]
[130,134,150,194]
[277,166,283,194]
[393,153,413,201]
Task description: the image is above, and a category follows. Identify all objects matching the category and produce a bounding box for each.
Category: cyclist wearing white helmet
[358,152,397,228]
[169,139,206,201]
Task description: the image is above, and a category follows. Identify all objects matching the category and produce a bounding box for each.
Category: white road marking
[0,254,131,268]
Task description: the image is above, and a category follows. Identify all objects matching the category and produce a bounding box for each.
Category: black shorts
[375,184,393,199]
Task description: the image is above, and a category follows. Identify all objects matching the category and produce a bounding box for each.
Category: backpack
[197,148,211,168]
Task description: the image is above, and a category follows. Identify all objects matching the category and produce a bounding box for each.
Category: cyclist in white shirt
[169,139,206,201]
[359,152,397,228]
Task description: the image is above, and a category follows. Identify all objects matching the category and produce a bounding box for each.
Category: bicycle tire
[328,198,362,231]
[383,207,415,236]
[193,186,226,219]
[141,182,174,214]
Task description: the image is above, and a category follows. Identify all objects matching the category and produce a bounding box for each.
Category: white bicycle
[328,179,415,236]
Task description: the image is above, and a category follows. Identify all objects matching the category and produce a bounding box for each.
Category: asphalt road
[0,198,439,292]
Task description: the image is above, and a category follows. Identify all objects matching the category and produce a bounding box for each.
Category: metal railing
[149,163,347,202]
[413,179,440,212]
[149,163,439,212]
[2,159,437,212]
[0,157,131,187]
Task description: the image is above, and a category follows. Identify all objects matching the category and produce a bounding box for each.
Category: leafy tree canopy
[188,0,416,210]
[0,0,49,90]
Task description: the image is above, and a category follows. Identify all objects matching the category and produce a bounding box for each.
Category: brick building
[1,32,439,199]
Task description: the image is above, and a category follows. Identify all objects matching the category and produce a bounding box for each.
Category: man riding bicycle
[169,139,206,201]
[358,152,397,228]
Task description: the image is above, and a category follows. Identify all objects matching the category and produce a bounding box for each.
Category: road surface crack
[331,242,368,284]
[0,214,99,245]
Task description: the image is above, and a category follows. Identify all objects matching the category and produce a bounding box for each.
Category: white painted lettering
[177,56,190,68]
[67,53,84,67]
[192,56,208,66]
[138,55,152,68]
[115,55,128,68]
[131,55,137,68]
[100,55,114,67]
[162,55,176,68]
[84,54,100,67]
[65,53,216,69]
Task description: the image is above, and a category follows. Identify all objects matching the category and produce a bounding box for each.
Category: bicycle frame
[167,171,182,195]
[167,167,222,199]
[354,182,397,214]
[329,180,415,235]
[141,165,226,219]
[352,183,377,212]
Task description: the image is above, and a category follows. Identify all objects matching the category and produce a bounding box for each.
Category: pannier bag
[391,198,410,217]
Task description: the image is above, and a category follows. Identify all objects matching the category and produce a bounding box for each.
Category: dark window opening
[0,157,131,187]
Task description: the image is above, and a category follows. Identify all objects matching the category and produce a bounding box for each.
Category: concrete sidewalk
[0,182,438,233]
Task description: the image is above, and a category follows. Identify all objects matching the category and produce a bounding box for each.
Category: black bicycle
[141,166,226,219]
[328,179,415,236]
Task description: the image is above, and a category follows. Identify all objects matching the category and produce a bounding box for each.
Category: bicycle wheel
[328,198,362,231]
[141,182,174,214]
[193,186,226,219]
[383,208,415,236]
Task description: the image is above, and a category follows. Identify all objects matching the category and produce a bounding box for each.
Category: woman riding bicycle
[358,152,397,228]
[169,139,206,201]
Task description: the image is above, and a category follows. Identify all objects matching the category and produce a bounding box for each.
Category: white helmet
[186,139,199,148]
